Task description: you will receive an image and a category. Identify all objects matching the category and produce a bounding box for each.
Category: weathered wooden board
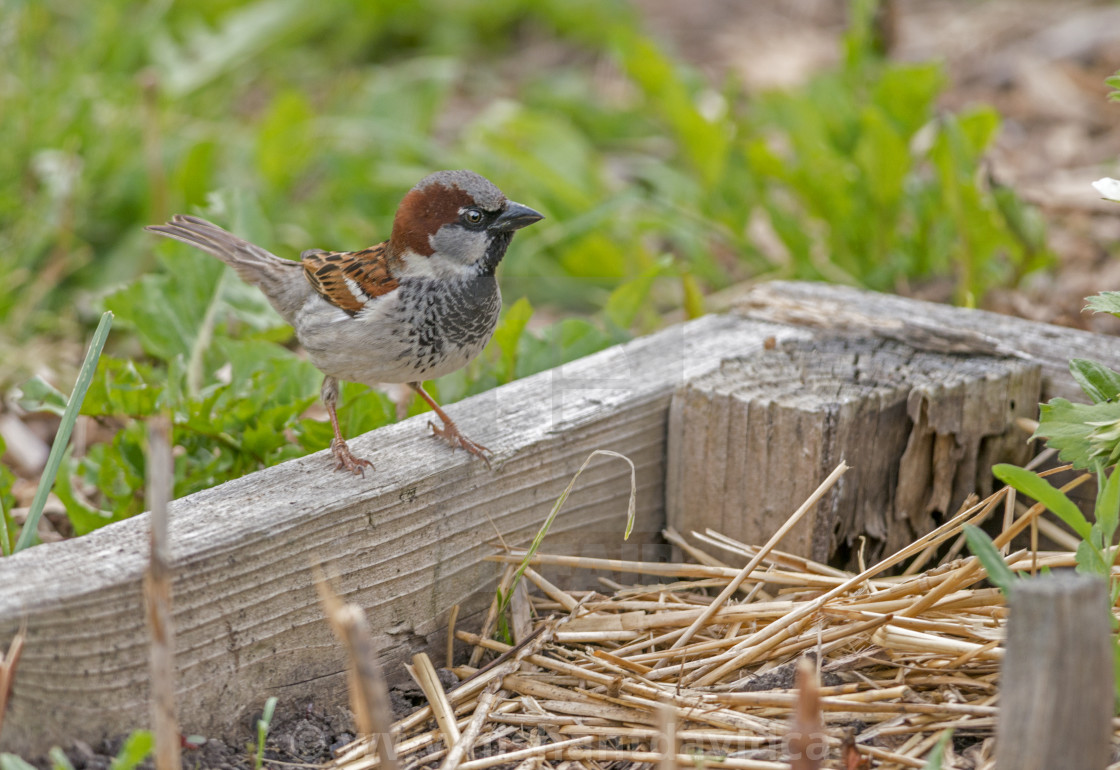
[0,313,809,755]
[735,281,1120,403]
[4,281,1118,756]
[667,337,1040,564]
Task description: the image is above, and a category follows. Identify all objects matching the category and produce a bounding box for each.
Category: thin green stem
[0,496,12,556]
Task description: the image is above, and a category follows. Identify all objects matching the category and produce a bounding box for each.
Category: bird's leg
[409,382,491,468]
[322,376,374,477]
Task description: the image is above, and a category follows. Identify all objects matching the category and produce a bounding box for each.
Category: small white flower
[1092,177,1120,203]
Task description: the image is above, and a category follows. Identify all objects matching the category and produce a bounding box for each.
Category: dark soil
[29,669,462,770]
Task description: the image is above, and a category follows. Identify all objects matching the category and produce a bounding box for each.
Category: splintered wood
[332,472,1119,770]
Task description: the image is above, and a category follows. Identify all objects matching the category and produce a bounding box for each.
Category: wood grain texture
[4,282,1117,755]
[667,337,1040,564]
[995,575,1113,770]
[0,313,808,755]
[735,281,1120,403]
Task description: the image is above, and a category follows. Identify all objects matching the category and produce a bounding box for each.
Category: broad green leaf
[104,249,225,364]
[604,263,667,330]
[16,375,68,416]
[854,105,909,211]
[492,297,533,384]
[82,358,162,418]
[1035,398,1120,470]
[1075,538,1110,577]
[0,755,38,770]
[962,525,1017,595]
[872,62,944,136]
[55,452,115,536]
[992,463,1091,540]
[256,90,315,190]
[617,37,729,186]
[1086,291,1120,318]
[1070,359,1120,404]
[151,0,317,96]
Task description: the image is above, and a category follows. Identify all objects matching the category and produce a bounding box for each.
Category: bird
[146,170,543,476]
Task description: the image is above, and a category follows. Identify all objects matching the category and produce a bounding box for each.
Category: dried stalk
[144,416,180,770]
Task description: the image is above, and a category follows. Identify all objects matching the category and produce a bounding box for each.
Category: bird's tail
[146,215,307,322]
[146,215,292,281]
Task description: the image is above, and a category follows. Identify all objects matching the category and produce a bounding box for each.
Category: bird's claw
[427,419,492,469]
[330,438,374,477]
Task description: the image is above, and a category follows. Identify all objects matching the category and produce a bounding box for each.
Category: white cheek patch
[396,250,475,280]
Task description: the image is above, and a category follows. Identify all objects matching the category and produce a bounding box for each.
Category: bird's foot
[428,419,492,469]
[330,438,374,477]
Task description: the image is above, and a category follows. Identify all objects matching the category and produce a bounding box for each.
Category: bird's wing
[301,241,400,316]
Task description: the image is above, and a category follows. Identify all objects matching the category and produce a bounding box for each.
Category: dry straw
[330,464,1117,770]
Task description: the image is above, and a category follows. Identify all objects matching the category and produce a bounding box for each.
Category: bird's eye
[462,208,484,225]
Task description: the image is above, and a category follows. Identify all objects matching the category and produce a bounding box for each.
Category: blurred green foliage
[2,0,1054,534]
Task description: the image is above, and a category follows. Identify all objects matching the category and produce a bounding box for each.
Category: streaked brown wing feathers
[301,242,399,315]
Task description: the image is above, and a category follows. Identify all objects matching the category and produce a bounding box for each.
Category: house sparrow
[147,170,543,475]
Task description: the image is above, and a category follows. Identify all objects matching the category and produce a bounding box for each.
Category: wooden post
[995,574,1113,770]
[666,336,1039,564]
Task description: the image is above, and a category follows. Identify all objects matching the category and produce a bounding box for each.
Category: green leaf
[1108,72,1120,102]
[681,272,705,319]
[0,755,38,770]
[151,0,318,96]
[604,263,667,330]
[616,36,729,186]
[16,375,69,416]
[1070,358,1120,404]
[55,452,115,536]
[255,696,278,770]
[1086,291,1120,318]
[81,358,162,418]
[491,297,533,384]
[872,62,944,136]
[1075,538,1110,576]
[1096,466,1120,548]
[1035,398,1120,470]
[48,747,75,770]
[255,90,315,190]
[962,525,1017,595]
[104,248,225,364]
[992,464,1091,540]
[109,731,152,770]
[854,105,909,211]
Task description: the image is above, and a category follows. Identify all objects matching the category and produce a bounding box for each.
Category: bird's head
[388,170,543,278]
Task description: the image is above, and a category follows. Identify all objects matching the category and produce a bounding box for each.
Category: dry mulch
[327,465,1117,770]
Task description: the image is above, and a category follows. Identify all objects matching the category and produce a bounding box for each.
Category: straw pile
[331,466,1110,770]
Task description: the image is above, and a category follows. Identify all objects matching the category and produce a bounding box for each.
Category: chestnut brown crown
[388,170,543,260]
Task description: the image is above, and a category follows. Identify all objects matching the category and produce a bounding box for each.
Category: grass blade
[501,450,637,617]
[992,463,1091,540]
[14,311,113,553]
[963,525,1017,595]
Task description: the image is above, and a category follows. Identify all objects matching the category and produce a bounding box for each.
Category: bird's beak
[490,201,544,233]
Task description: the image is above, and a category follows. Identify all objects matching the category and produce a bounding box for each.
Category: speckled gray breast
[391,275,502,380]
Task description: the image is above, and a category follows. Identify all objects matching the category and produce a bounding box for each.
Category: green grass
[2,0,1055,539]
